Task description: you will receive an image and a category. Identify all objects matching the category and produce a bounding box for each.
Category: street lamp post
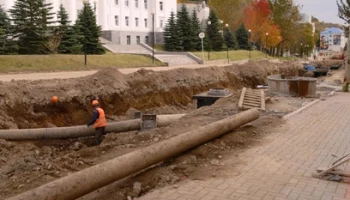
[152,13,155,63]
[219,20,224,36]
[83,0,88,66]
[207,20,211,60]
[225,24,229,63]
[248,29,251,59]
[300,43,303,57]
[265,32,269,59]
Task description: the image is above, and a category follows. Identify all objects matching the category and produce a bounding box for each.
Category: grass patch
[0,53,164,73]
[192,50,271,61]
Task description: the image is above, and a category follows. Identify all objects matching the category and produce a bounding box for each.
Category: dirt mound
[0,61,302,129]
[311,60,344,68]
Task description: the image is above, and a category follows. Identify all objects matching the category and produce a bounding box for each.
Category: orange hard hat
[91,100,99,106]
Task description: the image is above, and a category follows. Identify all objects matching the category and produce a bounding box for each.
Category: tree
[236,24,249,49]
[57,5,82,54]
[177,4,192,51]
[190,10,202,50]
[163,11,180,51]
[224,29,238,49]
[208,0,253,30]
[269,0,300,53]
[337,0,350,23]
[9,0,55,54]
[0,6,17,54]
[206,10,224,51]
[76,2,105,54]
[243,0,271,45]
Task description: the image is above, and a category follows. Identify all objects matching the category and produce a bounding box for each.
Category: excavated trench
[0,61,303,130]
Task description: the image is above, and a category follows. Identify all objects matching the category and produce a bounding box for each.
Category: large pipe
[7,109,259,200]
[0,114,185,141]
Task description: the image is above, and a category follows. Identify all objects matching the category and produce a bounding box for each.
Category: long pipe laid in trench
[7,109,260,200]
[0,114,185,140]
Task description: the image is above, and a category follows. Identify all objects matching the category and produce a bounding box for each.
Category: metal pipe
[0,114,185,141]
[7,109,260,200]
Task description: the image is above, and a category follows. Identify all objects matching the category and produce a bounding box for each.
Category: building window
[115,15,119,26]
[145,36,149,44]
[160,20,163,28]
[135,18,139,27]
[144,0,147,9]
[136,36,140,44]
[125,16,129,26]
[125,0,129,6]
[127,35,131,45]
[135,0,138,8]
[144,18,147,27]
[115,0,119,5]
[159,1,163,11]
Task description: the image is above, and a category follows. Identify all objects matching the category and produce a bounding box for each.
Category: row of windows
[126,35,149,45]
[115,16,163,28]
[114,0,163,10]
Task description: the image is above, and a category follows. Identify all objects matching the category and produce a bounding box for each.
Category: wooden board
[238,87,265,111]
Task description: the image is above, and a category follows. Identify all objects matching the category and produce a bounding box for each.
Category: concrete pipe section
[267,75,317,98]
[0,114,186,141]
[7,109,260,200]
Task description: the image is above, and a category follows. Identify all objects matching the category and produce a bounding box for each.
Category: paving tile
[139,94,350,200]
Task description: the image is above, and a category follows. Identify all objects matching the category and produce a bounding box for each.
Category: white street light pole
[199,32,205,64]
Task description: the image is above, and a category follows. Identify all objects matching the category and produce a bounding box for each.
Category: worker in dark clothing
[87,100,107,145]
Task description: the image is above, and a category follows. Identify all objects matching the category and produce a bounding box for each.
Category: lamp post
[225,23,229,63]
[152,12,155,63]
[207,20,211,60]
[265,32,269,59]
[83,0,88,66]
[219,20,224,36]
[300,43,303,57]
[248,29,251,59]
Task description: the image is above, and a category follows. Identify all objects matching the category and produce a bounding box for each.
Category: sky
[294,0,343,24]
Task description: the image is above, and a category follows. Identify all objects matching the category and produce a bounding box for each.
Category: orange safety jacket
[93,108,107,128]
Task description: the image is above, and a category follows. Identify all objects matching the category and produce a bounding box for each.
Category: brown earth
[0,60,313,199]
[0,60,302,129]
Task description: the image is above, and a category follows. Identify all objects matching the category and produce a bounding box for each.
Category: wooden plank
[238,87,246,109]
[243,98,261,104]
[244,97,261,101]
[317,167,350,177]
[316,156,350,178]
[261,90,266,111]
[243,102,261,107]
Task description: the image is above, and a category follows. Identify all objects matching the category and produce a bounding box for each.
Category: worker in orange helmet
[87,100,107,145]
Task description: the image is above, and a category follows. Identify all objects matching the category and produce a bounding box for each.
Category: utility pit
[193,88,233,108]
[268,75,317,98]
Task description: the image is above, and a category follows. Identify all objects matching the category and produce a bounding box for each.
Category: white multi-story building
[0,0,177,45]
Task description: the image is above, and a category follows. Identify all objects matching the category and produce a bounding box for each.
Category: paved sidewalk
[140,93,350,200]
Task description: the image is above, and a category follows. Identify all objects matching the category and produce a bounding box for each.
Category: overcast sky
[294,0,343,24]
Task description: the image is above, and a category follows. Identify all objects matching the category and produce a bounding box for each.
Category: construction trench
[0,60,331,199]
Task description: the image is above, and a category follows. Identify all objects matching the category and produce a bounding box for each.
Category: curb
[283,99,321,120]
[283,90,336,120]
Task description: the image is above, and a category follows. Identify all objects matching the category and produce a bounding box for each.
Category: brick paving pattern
[139,93,350,200]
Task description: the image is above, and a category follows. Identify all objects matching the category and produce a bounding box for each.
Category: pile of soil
[310,60,344,68]
[0,60,302,129]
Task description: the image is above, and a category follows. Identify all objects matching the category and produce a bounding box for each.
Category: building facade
[0,0,177,45]
[320,27,346,52]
